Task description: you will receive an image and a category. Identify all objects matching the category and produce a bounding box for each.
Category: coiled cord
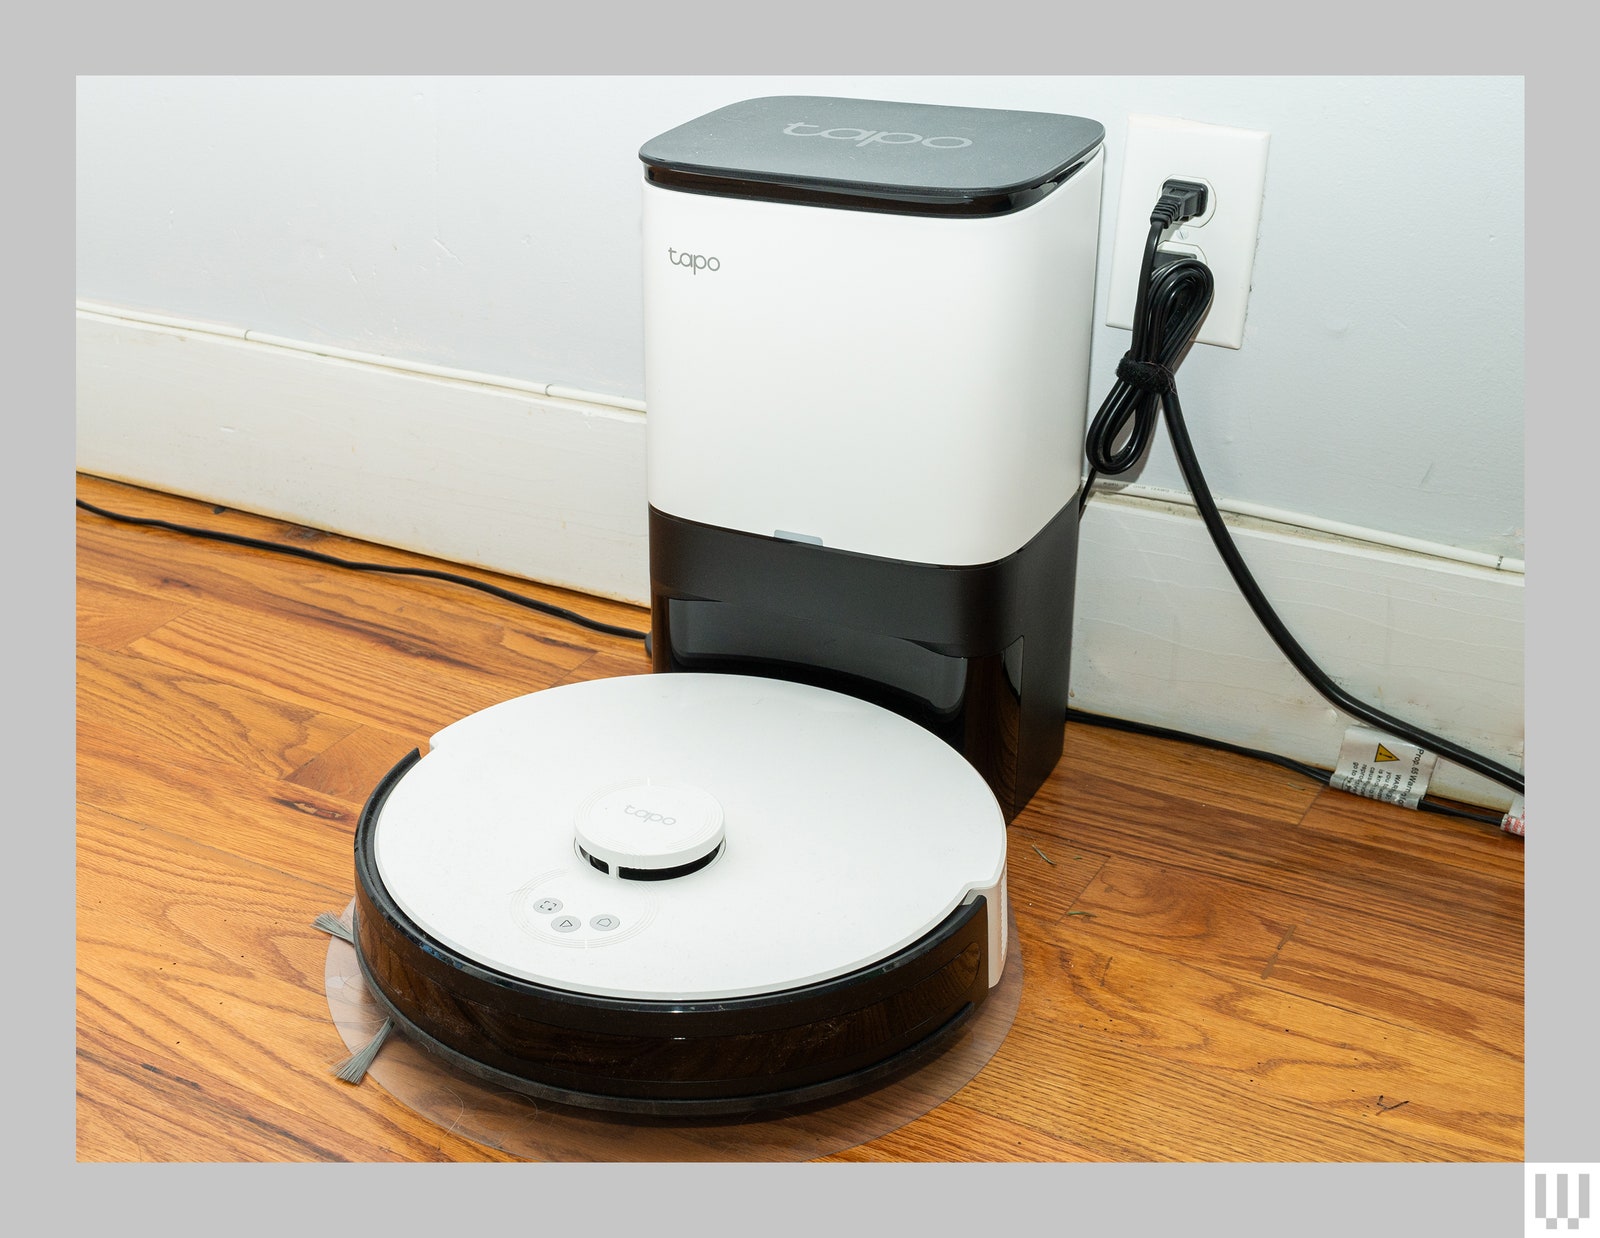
[1084,212,1215,494]
[1081,185,1524,799]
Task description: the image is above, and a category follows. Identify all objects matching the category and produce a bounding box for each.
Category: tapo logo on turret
[625,804,678,826]
[783,122,972,149]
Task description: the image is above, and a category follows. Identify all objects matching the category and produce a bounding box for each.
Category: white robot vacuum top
[374,672,1007,999]
[351,672,1010,1113]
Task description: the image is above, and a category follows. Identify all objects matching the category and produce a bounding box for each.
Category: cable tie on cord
[1116,354,1176,394]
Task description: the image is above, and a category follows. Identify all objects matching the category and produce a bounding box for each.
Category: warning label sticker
[1329,726,1437,809]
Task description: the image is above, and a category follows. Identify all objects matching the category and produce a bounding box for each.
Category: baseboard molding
[76,306,1523,809]
[76,307,649,604]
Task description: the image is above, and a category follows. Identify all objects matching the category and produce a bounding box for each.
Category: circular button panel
[510,869,656,949]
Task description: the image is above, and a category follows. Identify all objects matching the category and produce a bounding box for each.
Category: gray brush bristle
[332,1018,393,1084]
[313,911,354,943]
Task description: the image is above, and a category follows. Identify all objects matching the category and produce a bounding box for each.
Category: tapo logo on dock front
[782,122,972,149]
[667,248,719,274]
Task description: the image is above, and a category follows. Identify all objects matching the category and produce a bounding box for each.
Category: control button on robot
[591,915,620,932]
[534,898,563,914]
[551,915,581,933]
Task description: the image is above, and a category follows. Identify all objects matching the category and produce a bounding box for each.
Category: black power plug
[1152,178,1208,228]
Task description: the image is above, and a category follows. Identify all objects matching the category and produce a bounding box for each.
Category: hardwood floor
[74,473,1524,1162]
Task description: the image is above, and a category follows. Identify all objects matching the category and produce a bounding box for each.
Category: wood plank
[76,804,514,1162]
[1003,826,1109,927]
[76,1009,518,1164]
[76,574,195,650]
[959,932,1521,1161]
[1060,856,1295,977]
[1296,785,1526,881]
[124,601,551,740]
[286,725,430,804]
[1262,903,1523,1063]
[1026,734,1519,953]
[553,646,653,686]
[77,642,362,779]
[1062,857,1523,1060]
[815,1099,1104,1162]
[1059,714,1328,821]
[77,722,364,896]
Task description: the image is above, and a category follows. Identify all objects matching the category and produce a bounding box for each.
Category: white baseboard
[75,305,1523,810]
[76,306,649,604]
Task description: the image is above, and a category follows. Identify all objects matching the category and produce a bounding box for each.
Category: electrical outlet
[1105,115,1270,350]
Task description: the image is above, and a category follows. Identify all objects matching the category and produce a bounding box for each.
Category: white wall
[76,75,1524,559]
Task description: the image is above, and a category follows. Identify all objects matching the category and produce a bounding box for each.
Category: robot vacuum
[351,672,1009,1116]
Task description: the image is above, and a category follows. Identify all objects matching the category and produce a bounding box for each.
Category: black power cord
[74,498,651,643]
[1082,179,1524,802]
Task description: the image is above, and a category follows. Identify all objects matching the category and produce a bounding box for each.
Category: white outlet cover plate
[1105,114,1270,350]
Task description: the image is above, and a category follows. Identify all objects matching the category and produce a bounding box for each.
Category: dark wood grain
[74,473,1524,1162]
